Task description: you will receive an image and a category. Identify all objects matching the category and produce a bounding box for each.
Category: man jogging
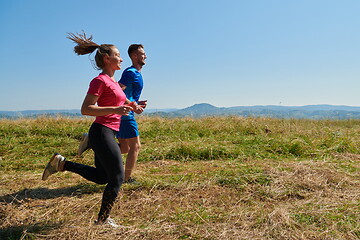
[116,44,147,183]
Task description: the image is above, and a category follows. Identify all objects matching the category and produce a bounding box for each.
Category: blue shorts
[116,119,139,139]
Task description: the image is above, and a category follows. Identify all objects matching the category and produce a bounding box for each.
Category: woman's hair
[67,32,116,70]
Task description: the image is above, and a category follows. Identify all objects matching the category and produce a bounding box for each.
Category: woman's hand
[116,105,133,116]
[81,94,135,116]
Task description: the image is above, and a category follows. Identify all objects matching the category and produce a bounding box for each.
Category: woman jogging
[41,32,132,227]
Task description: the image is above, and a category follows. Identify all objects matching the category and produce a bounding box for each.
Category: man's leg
[123,136,141,181]
[118,137,129,154]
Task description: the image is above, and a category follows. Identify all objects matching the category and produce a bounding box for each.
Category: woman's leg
[89,123,124,222]
[63,124,107,184]
[63,159,107,184]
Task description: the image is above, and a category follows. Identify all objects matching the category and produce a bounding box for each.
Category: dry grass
[0,117,360,239]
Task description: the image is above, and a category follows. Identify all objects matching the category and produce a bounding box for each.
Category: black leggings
[64,123,124,221]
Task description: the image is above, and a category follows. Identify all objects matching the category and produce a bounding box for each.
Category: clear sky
[1,0,359,111]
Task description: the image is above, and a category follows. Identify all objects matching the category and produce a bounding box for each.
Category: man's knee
[127,137,141,153]
[118,138,130,154]
[129,142,141,153]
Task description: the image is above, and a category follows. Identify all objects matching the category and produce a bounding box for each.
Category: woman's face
[108,47,123,70]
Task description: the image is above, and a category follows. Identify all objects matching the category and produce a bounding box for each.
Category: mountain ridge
[147,103,360,119]
[1,103,360,119]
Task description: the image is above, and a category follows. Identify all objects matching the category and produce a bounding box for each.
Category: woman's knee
[95,176,108,185]
[109,171,124,186]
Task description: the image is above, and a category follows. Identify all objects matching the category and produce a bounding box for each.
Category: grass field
[0,116,359,239]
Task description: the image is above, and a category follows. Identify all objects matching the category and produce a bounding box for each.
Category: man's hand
[127,101,144,114]
[138,100,148,109]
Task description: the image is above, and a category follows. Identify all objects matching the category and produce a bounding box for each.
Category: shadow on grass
[0,222,61,240]
[0,183,104,204]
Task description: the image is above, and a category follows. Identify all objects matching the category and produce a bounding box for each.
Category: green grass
[0,116,359,239]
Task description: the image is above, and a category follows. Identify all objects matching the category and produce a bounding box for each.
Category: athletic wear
[118,119,139,139]
[119,66,144,121]
[123,177,140,185]
[77,133,90,156]
[88,73,126,131]
[65,123,124,221]
[65,73,126,222]
[116,67,143,139]
[94,217,121,228]
[42,153,66,180]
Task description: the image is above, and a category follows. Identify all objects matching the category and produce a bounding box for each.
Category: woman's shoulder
[91,73,114,85]
[94,73,111,81]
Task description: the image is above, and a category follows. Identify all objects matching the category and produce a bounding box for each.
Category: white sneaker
[94,217,121,228]
[41,153,65,180]
[77,133,90,156]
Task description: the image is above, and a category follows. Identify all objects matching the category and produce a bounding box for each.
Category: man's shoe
[42,153,65,180]
[123,177,140,185]
[77,133,90,156]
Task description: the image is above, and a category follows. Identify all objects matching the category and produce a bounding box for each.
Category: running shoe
[123,177,140,185]
[42,153,66,180]
[77,133,90,156]
[94,217,120,228]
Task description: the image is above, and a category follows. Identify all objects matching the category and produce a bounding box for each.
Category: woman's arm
[81,94,132,116]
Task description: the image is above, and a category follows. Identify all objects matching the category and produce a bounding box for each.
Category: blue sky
[1,0,359,111]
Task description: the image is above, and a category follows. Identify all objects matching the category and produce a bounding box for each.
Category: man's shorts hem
[116,119,139,139]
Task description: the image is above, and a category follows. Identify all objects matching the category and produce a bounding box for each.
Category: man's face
[135,47,147,66]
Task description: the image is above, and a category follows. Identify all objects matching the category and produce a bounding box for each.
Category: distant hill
[146,103,360,119]
[1,104,360,119]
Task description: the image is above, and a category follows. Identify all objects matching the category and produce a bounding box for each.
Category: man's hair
[128,44,144,57]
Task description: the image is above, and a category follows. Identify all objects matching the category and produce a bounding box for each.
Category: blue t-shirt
[119,66,144,120]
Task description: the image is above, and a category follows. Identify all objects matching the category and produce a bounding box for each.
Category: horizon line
[1,103,360,112]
